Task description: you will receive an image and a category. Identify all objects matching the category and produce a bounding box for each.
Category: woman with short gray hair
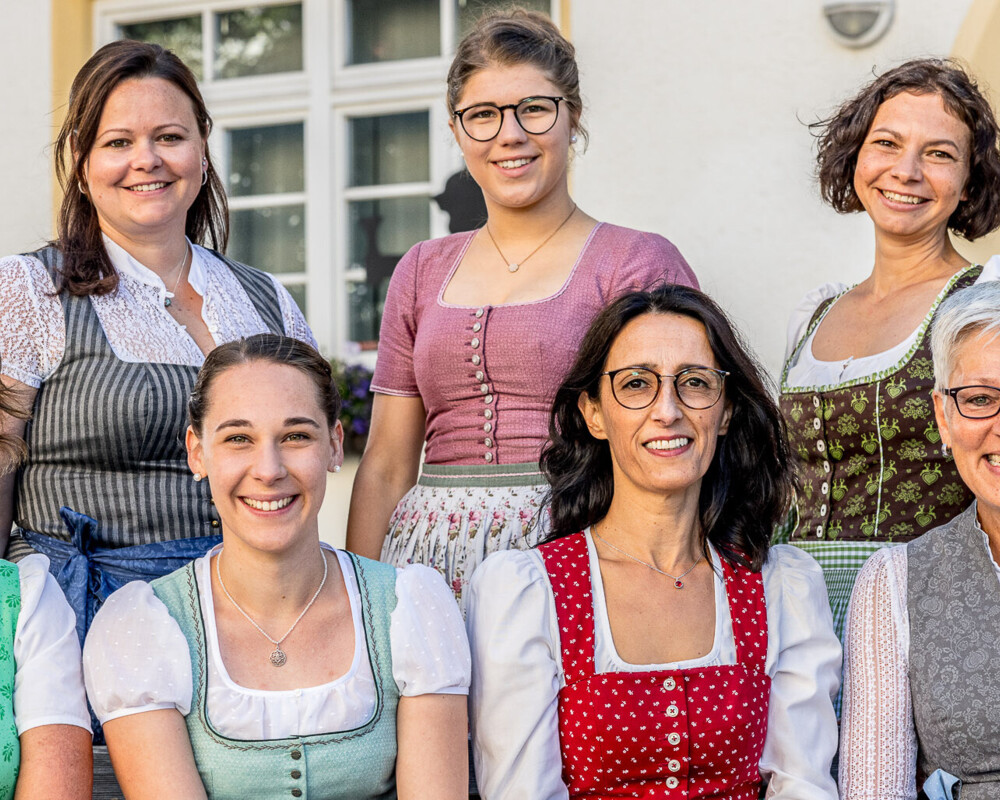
[841,280,1000,798]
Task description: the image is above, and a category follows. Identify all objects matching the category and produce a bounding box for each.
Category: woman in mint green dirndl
[0,380,92,797]
[82,336,470,799]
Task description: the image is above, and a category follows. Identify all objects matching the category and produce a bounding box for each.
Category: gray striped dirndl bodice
[9,246,284,558]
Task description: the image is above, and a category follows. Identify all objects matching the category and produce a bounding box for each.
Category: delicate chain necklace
[163,244,190,308]
[484,203,577,273]
[592,528,703,589]
[216,548,329,667]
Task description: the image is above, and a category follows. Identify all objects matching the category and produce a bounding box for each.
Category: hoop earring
[941,443,950,458]
[78,180,87,195]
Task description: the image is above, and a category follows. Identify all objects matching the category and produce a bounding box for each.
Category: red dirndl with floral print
[538,533,770,799]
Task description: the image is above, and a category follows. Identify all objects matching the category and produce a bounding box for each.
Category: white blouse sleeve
[839,545,916,800]
[467,550,567,800]
[783,282,847,364]
[975,254,1000,283]
[390,564,470,696]
[0,254,65,387]
[759,545,841,799]
[83,581,193,724]
[13,555,91,734]
[270,275,318,349]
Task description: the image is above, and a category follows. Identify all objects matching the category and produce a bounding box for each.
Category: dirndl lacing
[380,462,550,615]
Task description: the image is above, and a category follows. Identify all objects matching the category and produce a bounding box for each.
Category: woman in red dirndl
[468,285,841,798]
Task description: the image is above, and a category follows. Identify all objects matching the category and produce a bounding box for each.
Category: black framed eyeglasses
[452,96,564,141]
[943,384,1000,419]
[601,367,729,411]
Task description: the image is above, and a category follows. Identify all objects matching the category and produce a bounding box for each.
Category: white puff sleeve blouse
[0,236,315,388]
[467,534,841,800]
[14,555,91,734]
[83,547,470,740]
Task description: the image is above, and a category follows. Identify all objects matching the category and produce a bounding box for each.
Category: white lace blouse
[467,534,842,800]
[12,555,91,734]
[83,546,471,740]
[838,523,1000,799]
[783,256,1000,389]
[0,235,315,388]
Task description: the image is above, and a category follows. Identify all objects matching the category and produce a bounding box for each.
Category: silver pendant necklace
[216,548,329,667]
[484,203,577,273]
[592,528,702,589]
[163,244,190,308]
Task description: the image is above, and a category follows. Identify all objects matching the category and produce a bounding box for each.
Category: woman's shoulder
[470,547,549,596]
[784,281,850,359]
[762,544,833,602]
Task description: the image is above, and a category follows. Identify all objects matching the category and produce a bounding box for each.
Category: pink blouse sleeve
[605,231,698,299]
[371,242,422,397]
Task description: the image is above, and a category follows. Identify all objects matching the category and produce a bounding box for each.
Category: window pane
[348,197,430,343]
[283,282,308,320]
[456,0,550,40]
[119,16,203,80]
[347,0,439,65]
[228,123,304,197]
[229,204,306,274]
[214,3,303,79]
[349,112,429,187]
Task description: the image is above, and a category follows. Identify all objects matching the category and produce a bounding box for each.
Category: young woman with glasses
[346,8,697,613]
[467,285,840,798]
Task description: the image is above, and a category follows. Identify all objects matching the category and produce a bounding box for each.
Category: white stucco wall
[570,1,975,378]
[0,3,54,256]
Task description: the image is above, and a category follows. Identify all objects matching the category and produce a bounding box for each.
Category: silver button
[668,759,681,772]
[484,409,493,419]
[666,777,679,789]
[484,422,492,432]
[816,525,824,538]
[812,396,820,408]
[484,452,493,462]
[823,461,831,473]
[821,481,829,495]
[665,704,679,718]
[485,437,493,447]
[817,440,826,453]
[472,354,481,365]
[480,384,489,394]
[475,370,484,381]
[471,337,480,348]
[812,418,821,430]
[473,322,482,332]
[667,732,681,745]
[484,395,493,404]
[662,677,676,691]
[820,504,828,516]
[475,308,484,318]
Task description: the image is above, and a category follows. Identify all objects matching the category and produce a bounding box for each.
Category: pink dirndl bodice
[537,533,770,799]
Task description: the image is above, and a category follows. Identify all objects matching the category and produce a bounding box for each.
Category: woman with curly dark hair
[468,285,841,798]
[779,58,1000,652]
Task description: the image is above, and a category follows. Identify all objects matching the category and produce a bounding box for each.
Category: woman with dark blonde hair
[347,8,696,612]
[778,58,1000,649]
[0,40,315,638]
[84,335,470,799]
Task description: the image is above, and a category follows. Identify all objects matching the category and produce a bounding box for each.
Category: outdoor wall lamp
[822,1,894,48]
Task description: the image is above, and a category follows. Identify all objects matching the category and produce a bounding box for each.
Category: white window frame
[94,0,559,362]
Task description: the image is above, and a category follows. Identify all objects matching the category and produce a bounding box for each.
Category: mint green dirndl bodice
[151,553,399,800]
[0,562,20,800]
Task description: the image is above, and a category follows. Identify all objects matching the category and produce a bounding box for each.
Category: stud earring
[570,134,578,144]
[193,472,203,482]
[333,464,342,473]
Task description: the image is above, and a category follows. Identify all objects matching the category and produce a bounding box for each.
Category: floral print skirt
[380,462,549,616]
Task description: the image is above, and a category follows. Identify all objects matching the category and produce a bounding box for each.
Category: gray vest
[10,246,284,557]
[908,503,1000,798]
